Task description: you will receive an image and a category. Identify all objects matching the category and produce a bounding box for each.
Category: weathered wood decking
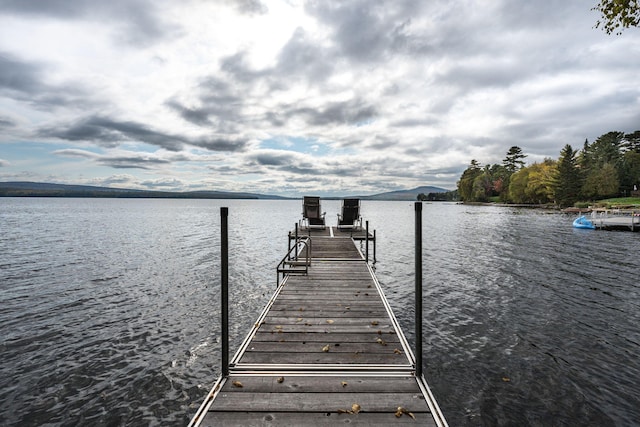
[591,211,640,231]
[190,226,447,426]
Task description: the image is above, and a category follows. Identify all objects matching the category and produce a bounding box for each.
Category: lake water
[1,198,639,426]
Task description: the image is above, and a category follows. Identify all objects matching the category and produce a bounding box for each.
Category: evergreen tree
[554,144,581,207]
[623,130,640,153]
[581,131,624,198]
[503,146,527,174]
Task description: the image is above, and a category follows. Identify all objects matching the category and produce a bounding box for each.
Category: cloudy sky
[0,0,638,197]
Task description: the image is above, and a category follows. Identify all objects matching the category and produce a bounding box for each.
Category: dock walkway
[190,226,447,426]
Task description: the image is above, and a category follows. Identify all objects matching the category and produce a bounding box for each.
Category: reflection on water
[1,199,639,426]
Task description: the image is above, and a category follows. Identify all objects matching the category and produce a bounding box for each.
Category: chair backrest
[341,198,360,222]
[303,196,322,219]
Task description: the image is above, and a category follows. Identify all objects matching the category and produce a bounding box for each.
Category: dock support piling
[415,202,423,377]
[221,207,229,377]
[365,220,369,263]
[373,229,377,264]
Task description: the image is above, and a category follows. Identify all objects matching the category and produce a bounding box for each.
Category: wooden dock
[189,225,447,426]
[591,210,640,231]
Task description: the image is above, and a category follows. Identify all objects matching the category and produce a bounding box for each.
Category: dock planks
[190,226,447,426]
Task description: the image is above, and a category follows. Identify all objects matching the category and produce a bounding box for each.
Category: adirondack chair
[337,198,362,230]
[300,196,326,229]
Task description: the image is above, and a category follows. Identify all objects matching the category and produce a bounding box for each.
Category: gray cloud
[0,52,95,110]
[0,0,177,47]
[0,52,47,94]
[54,148,173,170]
[166,75,246,129]
[0,116,16,129]
[42,116,248,152]
[43,116,183,150]
[227,0,268,15]
[44,116,248,155]
[286,99,378,126]
[274,28,335,81]
[305,1,421,62]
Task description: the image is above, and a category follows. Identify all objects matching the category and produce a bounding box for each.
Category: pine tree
[554,144,581,207]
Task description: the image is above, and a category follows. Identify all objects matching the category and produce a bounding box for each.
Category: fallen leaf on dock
[351,403,361,414]
[376,338,387,346]
[395,406,416,419]
[232,380,243,388]
[322,344,330,352]
[371,320,379,326]
[394,348,401,354]
[502,377,511,382]
[277,377,284,383]
[341,381,348,387]
[326,319,334,324]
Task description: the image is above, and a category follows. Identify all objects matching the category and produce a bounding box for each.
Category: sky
[0,0,639,197]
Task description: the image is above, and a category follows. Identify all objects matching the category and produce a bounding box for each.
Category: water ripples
[1,199,639,426]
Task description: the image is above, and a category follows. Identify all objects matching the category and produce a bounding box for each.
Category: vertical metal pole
[415,202,423,377]
[365,220,369,263]
[373,229,377,264]
[220,207,229,377]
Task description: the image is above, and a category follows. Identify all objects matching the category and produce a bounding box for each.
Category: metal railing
[276,236,311,285]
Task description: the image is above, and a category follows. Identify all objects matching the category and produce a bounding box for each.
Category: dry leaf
[394,348,401,354]
[376,338,387,346]
[232,380,243,388]
[277,377,284,383]
[326,319,334,324]
[341,381,348,387]
[502,377,511,382]
[322,344,330,352]
[395,406,415,419]
[370,320,379,326]
[337,409,349,414]
[351,403,361,414]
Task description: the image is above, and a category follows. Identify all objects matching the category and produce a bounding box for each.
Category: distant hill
[357,185,450,201]
[0,181,288,199]
[0,181,451,200]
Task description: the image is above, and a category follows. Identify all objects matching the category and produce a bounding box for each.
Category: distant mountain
[0,181,288,199]
[357,186,450,201]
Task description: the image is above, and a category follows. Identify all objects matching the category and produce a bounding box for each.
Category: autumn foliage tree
[456,129,640,206]
[594,0,640,34]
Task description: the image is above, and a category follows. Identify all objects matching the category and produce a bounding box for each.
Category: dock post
[373,229,377,264]
[365,220,369,263]
[414,202,423,377]
[221,207,229,377]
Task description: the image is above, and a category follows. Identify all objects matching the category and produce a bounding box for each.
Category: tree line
[456,130,640,207]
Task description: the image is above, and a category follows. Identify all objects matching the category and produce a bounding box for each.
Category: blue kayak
[573,215,595,229]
